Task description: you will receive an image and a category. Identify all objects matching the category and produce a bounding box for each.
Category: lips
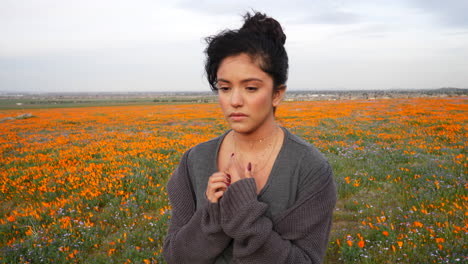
[230,112,247,117]
[229,112,248,121]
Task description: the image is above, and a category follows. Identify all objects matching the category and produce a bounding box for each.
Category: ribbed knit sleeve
[163,150,232,264]
[219,162,337,264]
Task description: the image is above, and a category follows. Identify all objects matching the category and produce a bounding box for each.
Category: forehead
[217,53,271,82]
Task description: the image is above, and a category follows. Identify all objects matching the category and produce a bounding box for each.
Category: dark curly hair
[204,11,288,92]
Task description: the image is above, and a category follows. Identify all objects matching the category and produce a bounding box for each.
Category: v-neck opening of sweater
[213,127,288,197]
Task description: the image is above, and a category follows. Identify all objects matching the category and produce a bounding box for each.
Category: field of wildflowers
[1,97,466,263]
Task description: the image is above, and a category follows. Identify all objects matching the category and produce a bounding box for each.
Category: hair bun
[240,12,286,45]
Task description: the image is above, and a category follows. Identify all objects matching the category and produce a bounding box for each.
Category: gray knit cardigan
[163,128,337,263]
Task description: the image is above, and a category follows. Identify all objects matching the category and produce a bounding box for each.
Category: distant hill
[0,88,466,109]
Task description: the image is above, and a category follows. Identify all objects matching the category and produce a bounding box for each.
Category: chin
[229,122,256,134]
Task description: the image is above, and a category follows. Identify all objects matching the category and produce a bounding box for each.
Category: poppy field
[0,97,466,263]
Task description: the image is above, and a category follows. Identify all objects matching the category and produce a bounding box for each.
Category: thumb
[226,153,235,172]
[245,162,253,178]
[226,153,238,179]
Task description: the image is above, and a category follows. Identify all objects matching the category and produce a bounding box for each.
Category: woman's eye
[219,87,230,92]
[246,87,258,92]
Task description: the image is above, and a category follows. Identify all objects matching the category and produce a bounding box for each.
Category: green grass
[1,98,466,263]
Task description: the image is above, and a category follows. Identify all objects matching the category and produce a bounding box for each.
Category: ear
[272,85,286,107]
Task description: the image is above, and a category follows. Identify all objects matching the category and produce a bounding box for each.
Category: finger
[206,184,226,201]
[210,172,227,179]
[212,172,231,186]
[214,190,224,199]
[226,173,231,186]
[226,152,235,172]
[226,153,243,182]
[210,174,230,184]
[209,173,229,183]
[245,162,253,178]
[208,182,228,191]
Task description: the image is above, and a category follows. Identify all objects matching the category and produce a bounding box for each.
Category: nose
[230,88,243,107]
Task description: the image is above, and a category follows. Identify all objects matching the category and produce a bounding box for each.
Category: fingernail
[226,175,231,186]
[231,153,235,157]
[248,162,252,172]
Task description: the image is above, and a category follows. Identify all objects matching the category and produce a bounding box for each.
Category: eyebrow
[217,78,264,84]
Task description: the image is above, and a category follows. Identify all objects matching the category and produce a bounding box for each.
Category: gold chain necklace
[232,126,280,174]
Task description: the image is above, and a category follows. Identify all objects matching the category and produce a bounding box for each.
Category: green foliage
[1,98,466,263]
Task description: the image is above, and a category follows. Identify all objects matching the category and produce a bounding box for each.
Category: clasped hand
[205,153,253,203]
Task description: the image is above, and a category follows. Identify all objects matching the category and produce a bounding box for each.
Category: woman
[163,11,337,264]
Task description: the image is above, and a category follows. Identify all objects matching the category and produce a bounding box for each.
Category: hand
[205,172,229,203]
[225,153,253,185]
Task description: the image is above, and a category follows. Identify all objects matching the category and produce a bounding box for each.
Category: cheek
[218,95,229,113]
[251,92,273,111]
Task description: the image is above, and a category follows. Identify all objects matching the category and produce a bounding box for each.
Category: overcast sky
[1,0,467,93]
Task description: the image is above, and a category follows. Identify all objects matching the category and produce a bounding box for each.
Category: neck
[232,119,279,150]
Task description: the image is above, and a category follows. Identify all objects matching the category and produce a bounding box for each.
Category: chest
[187,135,302,220]
[217,133,284,193]
[217,151,275,193]
[191,156,299,220]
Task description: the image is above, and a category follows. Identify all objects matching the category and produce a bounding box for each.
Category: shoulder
[180,131,229,185]
[282,128,328,168]
[185,132,226,163]
[168,132,226,192]
[171,131,226,174]
[282,128,333,194]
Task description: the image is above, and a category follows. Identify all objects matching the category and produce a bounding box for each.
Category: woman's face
[216,53,284,134]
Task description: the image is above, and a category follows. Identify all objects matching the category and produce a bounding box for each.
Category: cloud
[175,0,364,25]
[409,0,468,28]
[0,41,208,93]
[296,10,361,25]
[0,0,206,56]
[1,0,467,92]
